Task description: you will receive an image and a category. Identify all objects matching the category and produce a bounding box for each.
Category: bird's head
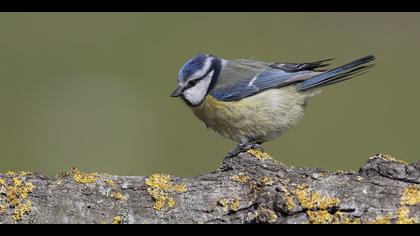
[171,53,222,107]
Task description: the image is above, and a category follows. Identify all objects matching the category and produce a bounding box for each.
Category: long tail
[298,55,375,91]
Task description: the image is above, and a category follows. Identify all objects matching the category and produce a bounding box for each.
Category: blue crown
[178,54,210,82]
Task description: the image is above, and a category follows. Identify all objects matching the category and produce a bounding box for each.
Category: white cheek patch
[183,70,214,106]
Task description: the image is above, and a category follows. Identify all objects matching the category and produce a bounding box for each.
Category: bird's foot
[227,143,264,158]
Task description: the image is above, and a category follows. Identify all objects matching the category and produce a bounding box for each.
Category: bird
[171,53,375,156]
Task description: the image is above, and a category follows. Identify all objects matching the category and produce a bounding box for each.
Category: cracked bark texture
[0,152,419,224]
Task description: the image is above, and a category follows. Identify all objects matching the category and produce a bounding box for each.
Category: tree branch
[0,151,419,224]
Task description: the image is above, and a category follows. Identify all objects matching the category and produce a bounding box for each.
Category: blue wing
[210,55,375,101]
[210,69,313,102]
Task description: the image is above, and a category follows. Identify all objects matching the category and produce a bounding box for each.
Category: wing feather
[210,69,318,101]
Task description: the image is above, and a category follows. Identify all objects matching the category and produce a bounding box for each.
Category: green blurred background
[0,13,419,177]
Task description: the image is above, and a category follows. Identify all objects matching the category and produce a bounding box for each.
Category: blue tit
[171,53,375,154]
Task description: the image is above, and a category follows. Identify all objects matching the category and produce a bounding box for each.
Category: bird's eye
[188,79,198,87]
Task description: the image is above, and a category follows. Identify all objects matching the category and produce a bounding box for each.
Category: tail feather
[298,55,375,91]
[320,64,375,87]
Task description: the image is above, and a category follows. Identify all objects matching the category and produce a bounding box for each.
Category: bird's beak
[170,86,183,97]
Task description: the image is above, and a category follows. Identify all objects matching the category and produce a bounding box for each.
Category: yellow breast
[191,86,311,143]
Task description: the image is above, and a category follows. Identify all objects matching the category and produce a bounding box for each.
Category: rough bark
[0,151,419,224]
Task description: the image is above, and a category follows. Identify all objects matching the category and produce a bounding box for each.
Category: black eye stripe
[186,69,212,88]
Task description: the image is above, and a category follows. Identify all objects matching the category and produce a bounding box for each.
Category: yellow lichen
[12,178,22,187]
[400,185,420,206]
[12,200,31,221]
[145,174,187,193]
[4,171,31,177]
[230,173,252,184]
[390,184,420,224]
[255,206,278,223]
[0,204,5,212]
[291,184,341,224]
[17,171,31,176]
[145,173,187,211]
[331,212,361,224]
[112,215,123,224]
[356,176,364,182]
[293,184,340,210]
[230,199,240,211]
[21,182,35,199]
[247,149,272,160]
[72,168,99,184]
[104,179,116,188]
[0,178,5,186]
[260,176,275,186]
[218,198,229,211]
[168,197,176,208]
[306,210,362,224]
[150,192,166,211]
[396,207,416,224]
[218,198,241,212]
[0,177,36,221]
[368,215,392,224]
[372,153,408,164]
[317,173,326,178]
[111,192,126,201]
[286,195,296,211]
[381,154,409,164]
[342,218,362,224]
[307,210,333,224]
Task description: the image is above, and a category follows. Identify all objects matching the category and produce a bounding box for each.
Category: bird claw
[227,143,264,158]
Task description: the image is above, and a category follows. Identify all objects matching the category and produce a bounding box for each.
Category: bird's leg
[227,142,264,158]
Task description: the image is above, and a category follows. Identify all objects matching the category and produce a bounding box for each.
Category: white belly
[192,86,316,143]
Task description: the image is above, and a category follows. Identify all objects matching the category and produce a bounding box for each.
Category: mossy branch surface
[0,152,419,224]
